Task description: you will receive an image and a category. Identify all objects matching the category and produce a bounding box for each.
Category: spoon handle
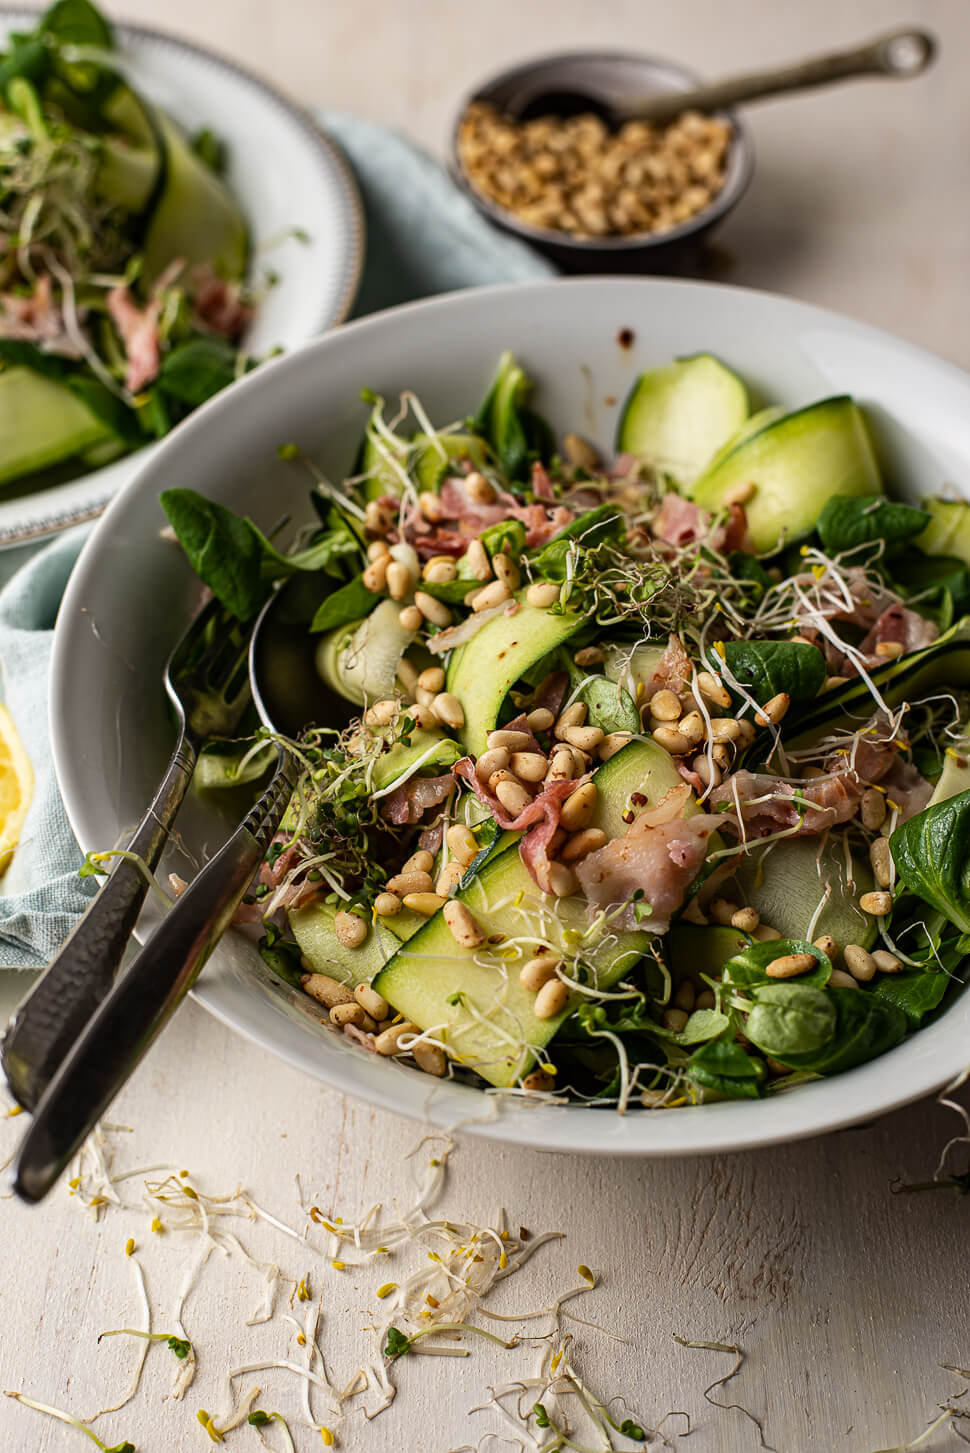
[11,749,296,1205]
[629,27,936,125]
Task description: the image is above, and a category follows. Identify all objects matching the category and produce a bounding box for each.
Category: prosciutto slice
[455,750,584,893]
[650,493,751,554]
[381,771,456,825]
[714,769,863,838]
[575,785,724,933]
[107,285,162,392]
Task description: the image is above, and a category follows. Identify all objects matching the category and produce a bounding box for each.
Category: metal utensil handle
[0,733,198,1111]
[12,753,294,1205]
[630,27,936,125]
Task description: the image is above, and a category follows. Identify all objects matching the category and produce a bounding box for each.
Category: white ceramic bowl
[0,8,363,546]
[51,277,970,1157]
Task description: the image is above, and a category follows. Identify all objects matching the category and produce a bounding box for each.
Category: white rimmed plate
[51,276,970,1156]
[0,8,363,546]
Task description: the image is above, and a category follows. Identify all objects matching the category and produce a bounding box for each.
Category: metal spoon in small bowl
[510,26,936,129]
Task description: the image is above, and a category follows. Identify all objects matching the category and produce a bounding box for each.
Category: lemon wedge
[0,704,33,874]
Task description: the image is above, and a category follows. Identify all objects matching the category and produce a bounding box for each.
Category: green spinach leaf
[529,505,625,582]
[817,495,930,556]
[479,518,526,560]
[472,351,552,482]
[158,338,244,408]
[871,969,951,1029]
[721,937,832,990]
[688,1038,766,1098]
[744,982,836,1058]
[890,789,970,935]
[160,487,268,621]
[772,987,907,1074]
[310,576,379,634]
[576,675,639,735]
[720,639,826,705]
[727,550,775,599]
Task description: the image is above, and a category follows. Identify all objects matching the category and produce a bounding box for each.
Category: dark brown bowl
[450,50,755,274]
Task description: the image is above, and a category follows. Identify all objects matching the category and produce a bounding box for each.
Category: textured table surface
[4,2,970,1450]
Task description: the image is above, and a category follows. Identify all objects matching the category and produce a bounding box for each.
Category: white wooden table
[4,2,970,1449]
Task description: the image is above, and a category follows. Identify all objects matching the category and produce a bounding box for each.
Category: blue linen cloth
[0,112,553,969]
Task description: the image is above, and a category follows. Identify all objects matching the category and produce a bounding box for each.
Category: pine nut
[813,934,838,959]
[436,861,465,896]
[418,490,444,522]
[386,560,413,600]
[695,670,731,709]
[861,787,887,831]
[709,717,742,742]
[652,726,691,756]
[649,689,682,722]
[334,910,367,948]
[563,432,601,470]
[599,731,633,761]
[573,646,604,667]
[489,768,517,793]
[510,751,548,782]
[431,692,464,729]
[829,969,858,989]
[365,500,391,534]
[472,580,512,611]
[386,870,434,896]
[673,979,696,1012]
[546,861,578,898]
[555,702,587,739]
[844,944,877,981]
[560,780,598,832]
[487,728,533,752]
[402,892,447,916]
[869,837,893,888]
[711,742,734,770]
[466,471,496,504]
[364,698,399,727]
[875,640,905,659]
[545,747,576,782]
[496,777,532,816]
[695,989,716,1010]
[374,892,402,916]
[412,1041,448,1077]
[520,954,561,992]
[723,480,757,506]
[355,983,390,1020]
[301,973,355,1008]
[414,591,452,627]
[465,538,492,581]
[753,926,783,942]
[641,1089,669,1107]
[678,710,706,746]
[735,719,757,749]
[663,1008,689,1032]
[443,899,486,948]
[398,605,423,630]
[415,667,444,695]
[822,675,851,693]
[402,849,434,875]
[766,952,816,979]
[527,707,555,732]
[731,906,760,933]
[446,824,480,867]
[860,890,892,916]
[423,559,457,584]
[561,827,607,862]
[522,1069,555,1093]
[368,539,391,562]
[710,898,740,926]
[690,753,721,789]
[330,1002,369,1029]
[872,949,903,974]
[534,978,569,1019]
[526,581,560,608]
[563,724,604,752]
[362,557,389,592]
[493,552,521,590]
[476,746,510,780]
[756,692,790,727]
[375,1020,419,1055]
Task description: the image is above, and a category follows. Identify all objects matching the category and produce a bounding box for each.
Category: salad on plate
[0,0,253,494]
[161,349,970,1112]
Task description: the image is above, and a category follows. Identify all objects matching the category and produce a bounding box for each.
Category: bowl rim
[449,47,755,253]
[50,274,970,1157]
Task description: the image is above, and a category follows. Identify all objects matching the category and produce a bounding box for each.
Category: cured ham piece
[381,771,456,825]
[107,285,162,392]
[455,752,583,893]
[575,785,723,932]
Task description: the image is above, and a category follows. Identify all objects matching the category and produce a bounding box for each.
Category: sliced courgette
[142,109,248,284]
[0,367,110,486]
[616,353,749,485]
[689,396,882,553]
[915,497,970,568]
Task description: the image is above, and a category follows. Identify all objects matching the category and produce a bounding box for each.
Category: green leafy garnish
[816,494,930,555]
[890,789,970,934]
[720,639,826,705]
[384,1326,412,1359]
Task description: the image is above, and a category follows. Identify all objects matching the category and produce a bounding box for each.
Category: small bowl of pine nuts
[451,51,754,272]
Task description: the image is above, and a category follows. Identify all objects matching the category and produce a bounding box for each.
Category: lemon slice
[0,704,33,874]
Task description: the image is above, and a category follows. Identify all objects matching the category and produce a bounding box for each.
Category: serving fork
[1,595,253,1111]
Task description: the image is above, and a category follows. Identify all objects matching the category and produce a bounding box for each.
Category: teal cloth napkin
[0,114,553,970]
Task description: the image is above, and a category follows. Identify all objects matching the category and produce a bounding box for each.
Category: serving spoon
[511,27,936,129]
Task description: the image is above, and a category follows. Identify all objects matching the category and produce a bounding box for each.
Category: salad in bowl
[161,346,970,1114]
